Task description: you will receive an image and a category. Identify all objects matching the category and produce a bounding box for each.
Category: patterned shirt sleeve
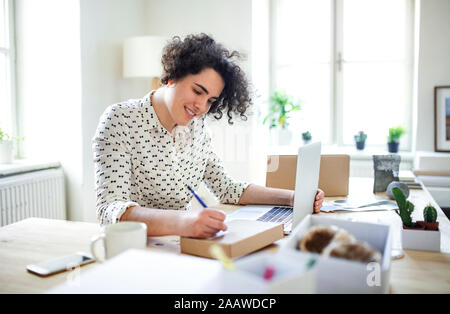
[202,129,249,204]
[92,104,139,225]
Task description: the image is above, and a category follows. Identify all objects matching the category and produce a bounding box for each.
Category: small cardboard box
[266,154,350,196]
[212,250,316,294]
[280,215,393,294]
[402,228,441,252]
[180,220,284,259]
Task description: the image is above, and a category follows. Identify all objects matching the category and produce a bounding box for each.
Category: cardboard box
[180,220,284,259]
[402,228,441,252]
[212,250,316,293]
[318,155,350,196]
[266,154,350,196]
[280,215,392,294]
[266,155,297,190]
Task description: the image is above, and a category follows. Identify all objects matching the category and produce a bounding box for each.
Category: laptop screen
[292,142,322,229]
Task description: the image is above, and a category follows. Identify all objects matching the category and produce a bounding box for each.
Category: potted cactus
[417,205,439,231]
[302,131,312,145]
[354,131,367,150]
[392,187,423,230]
[392,187,441,252]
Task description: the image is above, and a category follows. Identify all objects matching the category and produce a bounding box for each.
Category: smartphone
[26,252,95,277]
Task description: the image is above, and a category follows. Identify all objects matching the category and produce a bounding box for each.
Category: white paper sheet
[321,199,397,213]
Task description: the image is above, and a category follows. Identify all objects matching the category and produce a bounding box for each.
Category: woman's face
[164,67,225,126]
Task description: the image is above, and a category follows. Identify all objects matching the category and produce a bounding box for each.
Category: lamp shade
[123,36,168,78]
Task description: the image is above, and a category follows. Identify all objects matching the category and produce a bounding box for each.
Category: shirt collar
[143,91,199,135]
[143,91,164,132]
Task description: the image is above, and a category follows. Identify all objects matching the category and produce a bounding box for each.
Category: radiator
[0,168,66,226]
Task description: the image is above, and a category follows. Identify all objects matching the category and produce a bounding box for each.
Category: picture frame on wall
[434,86,450,152]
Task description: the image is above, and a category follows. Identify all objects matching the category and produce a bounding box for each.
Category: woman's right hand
[179,208,227,239]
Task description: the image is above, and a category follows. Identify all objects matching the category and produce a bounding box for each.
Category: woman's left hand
[313,189,325,213]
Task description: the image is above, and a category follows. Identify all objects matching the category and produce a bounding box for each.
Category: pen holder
[215,251,316,294]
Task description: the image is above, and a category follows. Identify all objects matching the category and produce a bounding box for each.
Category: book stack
[398,170,422,190]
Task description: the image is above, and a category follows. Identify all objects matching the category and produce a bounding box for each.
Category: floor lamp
[123,36,168,90]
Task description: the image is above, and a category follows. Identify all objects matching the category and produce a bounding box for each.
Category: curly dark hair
[160,33,252,124]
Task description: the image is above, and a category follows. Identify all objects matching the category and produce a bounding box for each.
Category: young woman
[93,33,324,239]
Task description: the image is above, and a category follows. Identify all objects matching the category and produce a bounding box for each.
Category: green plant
[423,205,437,223]
[0,127,24,143]
[388,125,406,143]
[263,90,301,129]
[0,127,8,142]
[392,187,415,228]
[302,131,312,141]
[354,131,367,143]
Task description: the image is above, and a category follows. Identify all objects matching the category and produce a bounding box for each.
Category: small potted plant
[392,187,422,230]
[302,131,312,145]
[0,128,14,164]
[263,90,301,146]
[392,187,440,252]
[416,205,439,231]
[354,131,367,150]
[387,125,405,153]
[0,127,23,164]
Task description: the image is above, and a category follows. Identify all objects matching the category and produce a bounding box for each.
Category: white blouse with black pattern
[92,92,249,225]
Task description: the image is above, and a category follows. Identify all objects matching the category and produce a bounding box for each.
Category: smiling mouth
[185,106,196,118]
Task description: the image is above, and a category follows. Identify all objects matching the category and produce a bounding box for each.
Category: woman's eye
[193,89,201,95]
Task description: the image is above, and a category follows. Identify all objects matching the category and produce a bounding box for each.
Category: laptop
[227,142,322,234]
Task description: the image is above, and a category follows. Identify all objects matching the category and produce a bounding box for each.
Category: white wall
[145,0,252,66]
[16,0,150,222]
[79,0,149,222]
[15,0,84,220]
[251,0,271,186]
[415,0,450,151]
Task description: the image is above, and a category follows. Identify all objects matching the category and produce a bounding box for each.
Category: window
[271,0,414,149]
[0,0,15,137]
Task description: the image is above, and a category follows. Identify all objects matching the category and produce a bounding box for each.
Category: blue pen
[187,185,208,208]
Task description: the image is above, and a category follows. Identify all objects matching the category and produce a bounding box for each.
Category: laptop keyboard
[257,206,293,224]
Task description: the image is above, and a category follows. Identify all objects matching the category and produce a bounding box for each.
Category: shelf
[265,145,415,161]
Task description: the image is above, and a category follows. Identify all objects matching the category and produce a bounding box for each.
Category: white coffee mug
[90,222,147,261]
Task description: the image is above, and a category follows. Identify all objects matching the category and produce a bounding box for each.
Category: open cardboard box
[279,215,393,294]
[203,250,316,294]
